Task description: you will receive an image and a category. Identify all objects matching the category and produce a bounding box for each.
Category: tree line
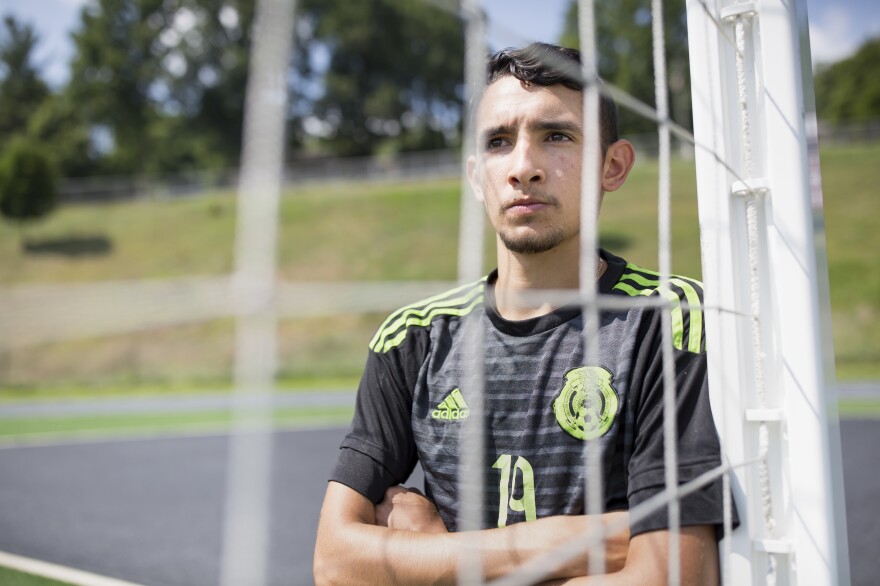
[0,0,464,226]
[559,1,880,136]
[0,0,877,227]
[0,0,464,177]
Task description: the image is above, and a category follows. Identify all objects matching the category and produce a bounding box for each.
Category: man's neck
[493,239,603,321]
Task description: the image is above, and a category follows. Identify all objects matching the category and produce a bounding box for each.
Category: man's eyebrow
[478,120,583,142]
[529,120,583,136]
[479,124,513,141]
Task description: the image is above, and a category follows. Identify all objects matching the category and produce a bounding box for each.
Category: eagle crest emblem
[552,366,619,440]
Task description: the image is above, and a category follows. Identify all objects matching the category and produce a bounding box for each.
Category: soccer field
[1,144,877,398]
[0,418,877,586]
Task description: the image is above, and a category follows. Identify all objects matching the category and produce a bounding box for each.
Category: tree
[0,138,58,226]
[294,0,465,156]
[66,0,169,174]
[0,16,50,152]
[66,0,265,174]
[61,0,466,175]
[27,92,98,178]
[145,0,259,171]
[813,36,880,123]
[559,0,692,137]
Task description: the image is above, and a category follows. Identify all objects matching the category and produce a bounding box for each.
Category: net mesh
[0,0,844,584]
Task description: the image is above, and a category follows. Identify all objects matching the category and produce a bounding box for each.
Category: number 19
[492,454,536,527]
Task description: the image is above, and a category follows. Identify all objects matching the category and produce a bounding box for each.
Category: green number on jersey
[492,454,537,527]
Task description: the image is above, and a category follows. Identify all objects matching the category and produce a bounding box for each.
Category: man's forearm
[314,483,628,586]
[539,525,720,586]
[316,514,620,585]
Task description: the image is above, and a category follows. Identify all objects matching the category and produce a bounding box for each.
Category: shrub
[0,137,58,224]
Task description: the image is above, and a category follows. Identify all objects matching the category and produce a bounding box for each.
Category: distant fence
[58,149,461,204]
[817,120,880,145]
[57,121,878,204]
[625,119,880,157]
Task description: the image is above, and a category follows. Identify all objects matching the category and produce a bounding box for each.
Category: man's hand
[376,486,448,533]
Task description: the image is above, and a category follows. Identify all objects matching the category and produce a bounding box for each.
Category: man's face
[468,76,591,255]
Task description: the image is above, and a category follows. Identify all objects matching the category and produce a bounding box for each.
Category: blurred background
[0,0,876,395]
[0,0,877,584]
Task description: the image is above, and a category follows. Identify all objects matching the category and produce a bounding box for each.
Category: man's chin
[499,231,565,255]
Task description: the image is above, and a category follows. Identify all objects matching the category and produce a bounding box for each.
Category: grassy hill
[0,143,876,395]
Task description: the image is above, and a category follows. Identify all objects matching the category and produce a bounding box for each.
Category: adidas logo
[432,388,470,421]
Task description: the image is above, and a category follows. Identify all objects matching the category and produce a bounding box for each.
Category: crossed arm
[313,482,719,585]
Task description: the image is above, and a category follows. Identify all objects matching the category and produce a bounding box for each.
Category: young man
[314,43,728,585]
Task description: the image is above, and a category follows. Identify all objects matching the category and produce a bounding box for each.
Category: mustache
[501,192,560,211]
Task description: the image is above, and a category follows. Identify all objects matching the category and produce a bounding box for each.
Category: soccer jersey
[330,250,730,536]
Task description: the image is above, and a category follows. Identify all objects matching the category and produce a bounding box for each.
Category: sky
[2,0,879,88]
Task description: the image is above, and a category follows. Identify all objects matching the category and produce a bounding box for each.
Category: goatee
[498,226,566,254]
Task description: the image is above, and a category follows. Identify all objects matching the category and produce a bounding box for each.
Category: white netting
[220,0,296,585]
[0,0,846,584]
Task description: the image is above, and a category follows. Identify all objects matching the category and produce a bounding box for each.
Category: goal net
[0,0,850,585]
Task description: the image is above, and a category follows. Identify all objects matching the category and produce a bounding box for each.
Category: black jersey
[330,250,730,536]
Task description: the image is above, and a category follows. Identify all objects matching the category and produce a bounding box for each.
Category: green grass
[0,144,877,396]
[816,145,880,379]
[0,404,355,442]
[0,567,73,586]
[0,377,360,404]
[0,396,870,445]
[1,395,871,445]
[837,397,880,419]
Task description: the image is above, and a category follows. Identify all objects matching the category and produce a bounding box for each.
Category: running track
[0,422,876,585]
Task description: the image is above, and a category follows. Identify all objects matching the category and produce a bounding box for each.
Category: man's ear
[466,155,484,203]
[601,140,636,193]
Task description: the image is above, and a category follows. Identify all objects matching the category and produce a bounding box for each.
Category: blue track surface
[0,420,874,585]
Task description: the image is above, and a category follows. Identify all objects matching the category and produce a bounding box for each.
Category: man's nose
[507,141,545,187]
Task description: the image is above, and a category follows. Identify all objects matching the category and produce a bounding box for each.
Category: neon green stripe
[380,297,482,353]
[368,279,485,349]
[626,262,659,276]
[625,263,704,291]
[670,278,703,353]
[615,265,703,353]
[373,289,483,352]
[612,281,655,297]
[373,286,483,347]
[370,284,484,351]
[619,271,660,288]
[657,286,684,350]
[612,282,639,296]
[378,296,483,353]
[451,389,467,409]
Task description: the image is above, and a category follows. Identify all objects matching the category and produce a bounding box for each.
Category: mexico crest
[552,366,619,440]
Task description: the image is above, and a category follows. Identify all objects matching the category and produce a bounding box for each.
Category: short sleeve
[329,333,426,504]
[626,300,736,537]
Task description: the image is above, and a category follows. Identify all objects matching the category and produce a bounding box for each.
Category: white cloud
[809,6,862,65]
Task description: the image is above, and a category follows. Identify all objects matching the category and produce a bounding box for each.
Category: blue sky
[3,0,879,88]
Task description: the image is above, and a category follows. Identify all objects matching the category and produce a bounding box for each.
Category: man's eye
[487,137,507,149]
[547,132,571,142]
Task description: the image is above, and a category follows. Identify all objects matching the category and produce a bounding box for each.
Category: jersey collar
[484,249,628,336]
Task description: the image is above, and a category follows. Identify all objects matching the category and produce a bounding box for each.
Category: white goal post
[0,0,854,583]
[686,0,850,584]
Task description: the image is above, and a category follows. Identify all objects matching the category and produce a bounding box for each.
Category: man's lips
[503,198,555,214]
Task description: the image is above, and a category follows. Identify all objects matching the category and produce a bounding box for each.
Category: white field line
[0,391,357,418]
[0,278,454,351]
[0,550,146,586]
[0,418,351,450]
[0,392,356,449]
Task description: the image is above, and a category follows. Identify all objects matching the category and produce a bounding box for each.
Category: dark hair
[485,42,619,151]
